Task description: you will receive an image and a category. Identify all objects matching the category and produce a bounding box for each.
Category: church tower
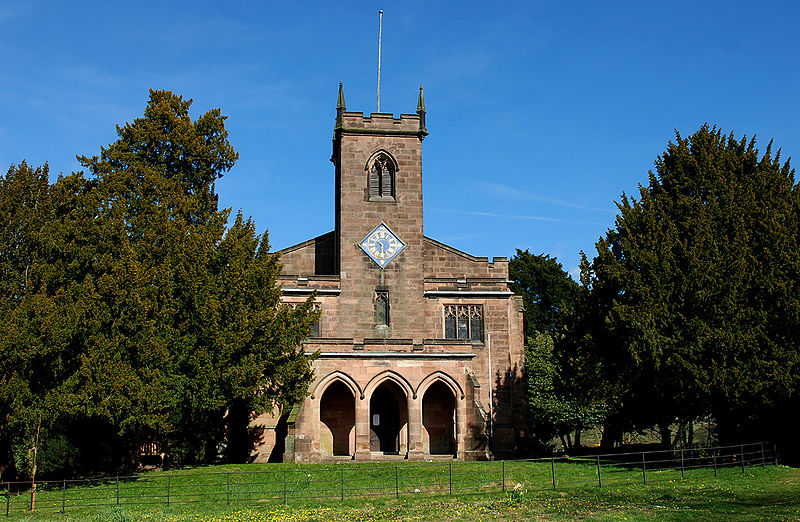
[265,84,526,462]
[331,84,429,344]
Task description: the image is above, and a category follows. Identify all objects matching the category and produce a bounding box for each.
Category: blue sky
[2,1,799,278]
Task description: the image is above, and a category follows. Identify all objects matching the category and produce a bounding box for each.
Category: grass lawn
[3,461,798,521]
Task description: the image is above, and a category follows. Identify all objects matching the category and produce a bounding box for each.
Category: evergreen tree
[510,250,604,449]
[509,250,579,339]
[588,125,800,447]
[0,91,317,477]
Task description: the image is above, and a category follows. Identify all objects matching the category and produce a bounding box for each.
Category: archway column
[354,395,371,459]
[456,395,466,459]
[407,396,424,460]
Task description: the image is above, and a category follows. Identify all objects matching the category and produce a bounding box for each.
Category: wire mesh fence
[1,441,779,517]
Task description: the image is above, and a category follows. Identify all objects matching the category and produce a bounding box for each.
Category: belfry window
[369,154,395,198]
[376,291,389,326]
[444,305,483,341]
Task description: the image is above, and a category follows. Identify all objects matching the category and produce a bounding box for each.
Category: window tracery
[444,305,482,341]
[369,154,395,199]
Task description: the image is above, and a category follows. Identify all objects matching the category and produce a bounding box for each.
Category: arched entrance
[422,381,456,455]
[320,381,355,456]
[369,381,408,454]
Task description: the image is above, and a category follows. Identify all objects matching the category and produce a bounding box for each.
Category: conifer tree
[509,250,579,339]
[588,125,800,446]
[0,91,317,476]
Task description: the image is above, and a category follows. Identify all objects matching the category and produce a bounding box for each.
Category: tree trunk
[600,422,619,450]
[225,399,252,463]
[658,422,672,450]
[672,420,685,448]
[574,430,582,448]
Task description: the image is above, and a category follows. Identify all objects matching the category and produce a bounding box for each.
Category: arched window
[376,290,389,327]
[369,154,395,198]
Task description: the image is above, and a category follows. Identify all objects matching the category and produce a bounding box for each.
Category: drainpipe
[487,333,494,449]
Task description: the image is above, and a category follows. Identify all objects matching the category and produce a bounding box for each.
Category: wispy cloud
[479,182,615,213]
[434,208,606,226]
[425,49,491,84]
[0,2,33,24]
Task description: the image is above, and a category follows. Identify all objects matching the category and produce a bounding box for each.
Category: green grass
[2,460,798,520]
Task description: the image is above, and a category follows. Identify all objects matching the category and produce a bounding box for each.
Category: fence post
[551,457,556,491]
[740,445,746,474]
[166,476,170,506]
[226,472,230,506]
[713,450,717,477]
[6,483,10,517]
[641,452,647,485]
[283,470,287,504]
[395,466,399,499]
[774,443,779,465]
[680,449,685,479]
[62,480,66,513]
[449,462,452,495]
[502,461,505,493]
[760,442,766,467]
[596,455,602,487]
[116,476,120,506]
[340,469,344,501]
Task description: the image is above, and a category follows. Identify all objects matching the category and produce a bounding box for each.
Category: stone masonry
[251,85,526,462]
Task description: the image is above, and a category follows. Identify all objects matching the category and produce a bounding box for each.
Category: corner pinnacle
[337,82,346,111]
[416,85,428,138]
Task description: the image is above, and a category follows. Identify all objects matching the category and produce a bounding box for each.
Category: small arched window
[376,291,389,327]
[369,154,395,199]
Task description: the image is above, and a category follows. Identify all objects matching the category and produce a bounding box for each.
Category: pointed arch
[311,371,363,400]
[363,149,399,172]
[363,370,413,400]
[364,150,397,199]
[415,371,464,401]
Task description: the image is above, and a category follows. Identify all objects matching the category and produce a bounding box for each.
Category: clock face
[359,223,406,268]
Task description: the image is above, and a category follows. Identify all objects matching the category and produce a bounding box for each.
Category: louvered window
[369,154,394,198]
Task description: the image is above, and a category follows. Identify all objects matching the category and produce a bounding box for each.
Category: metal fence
[1,441,779,517]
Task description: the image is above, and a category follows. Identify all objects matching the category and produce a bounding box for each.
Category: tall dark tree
[509,250,604,450]
[509,250,579,339]
[0,91,317,478]
[587,125,800,449]
[0,162,55,478]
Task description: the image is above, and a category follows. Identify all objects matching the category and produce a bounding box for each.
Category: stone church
[252,85,526,462]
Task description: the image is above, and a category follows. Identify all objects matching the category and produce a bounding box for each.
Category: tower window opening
[369,154,395,199]
[376,291,390,327]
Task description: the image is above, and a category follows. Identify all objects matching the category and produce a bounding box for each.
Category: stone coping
[424,277,509,283]
[302,338,483,347]
[282,288,341,295]
[305,351,476,359]
[424,290,514,297]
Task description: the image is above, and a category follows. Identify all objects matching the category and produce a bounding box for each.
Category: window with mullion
[369,154,394,198]
[444,304,483,341]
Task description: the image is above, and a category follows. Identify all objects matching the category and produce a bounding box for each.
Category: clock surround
[359,222,406,268]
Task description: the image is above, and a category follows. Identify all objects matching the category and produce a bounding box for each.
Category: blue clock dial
[359,223,406,268]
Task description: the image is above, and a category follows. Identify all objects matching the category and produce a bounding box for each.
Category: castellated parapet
[251,84,526,463]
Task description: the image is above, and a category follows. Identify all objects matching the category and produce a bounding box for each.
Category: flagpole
[377,10,383,112]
